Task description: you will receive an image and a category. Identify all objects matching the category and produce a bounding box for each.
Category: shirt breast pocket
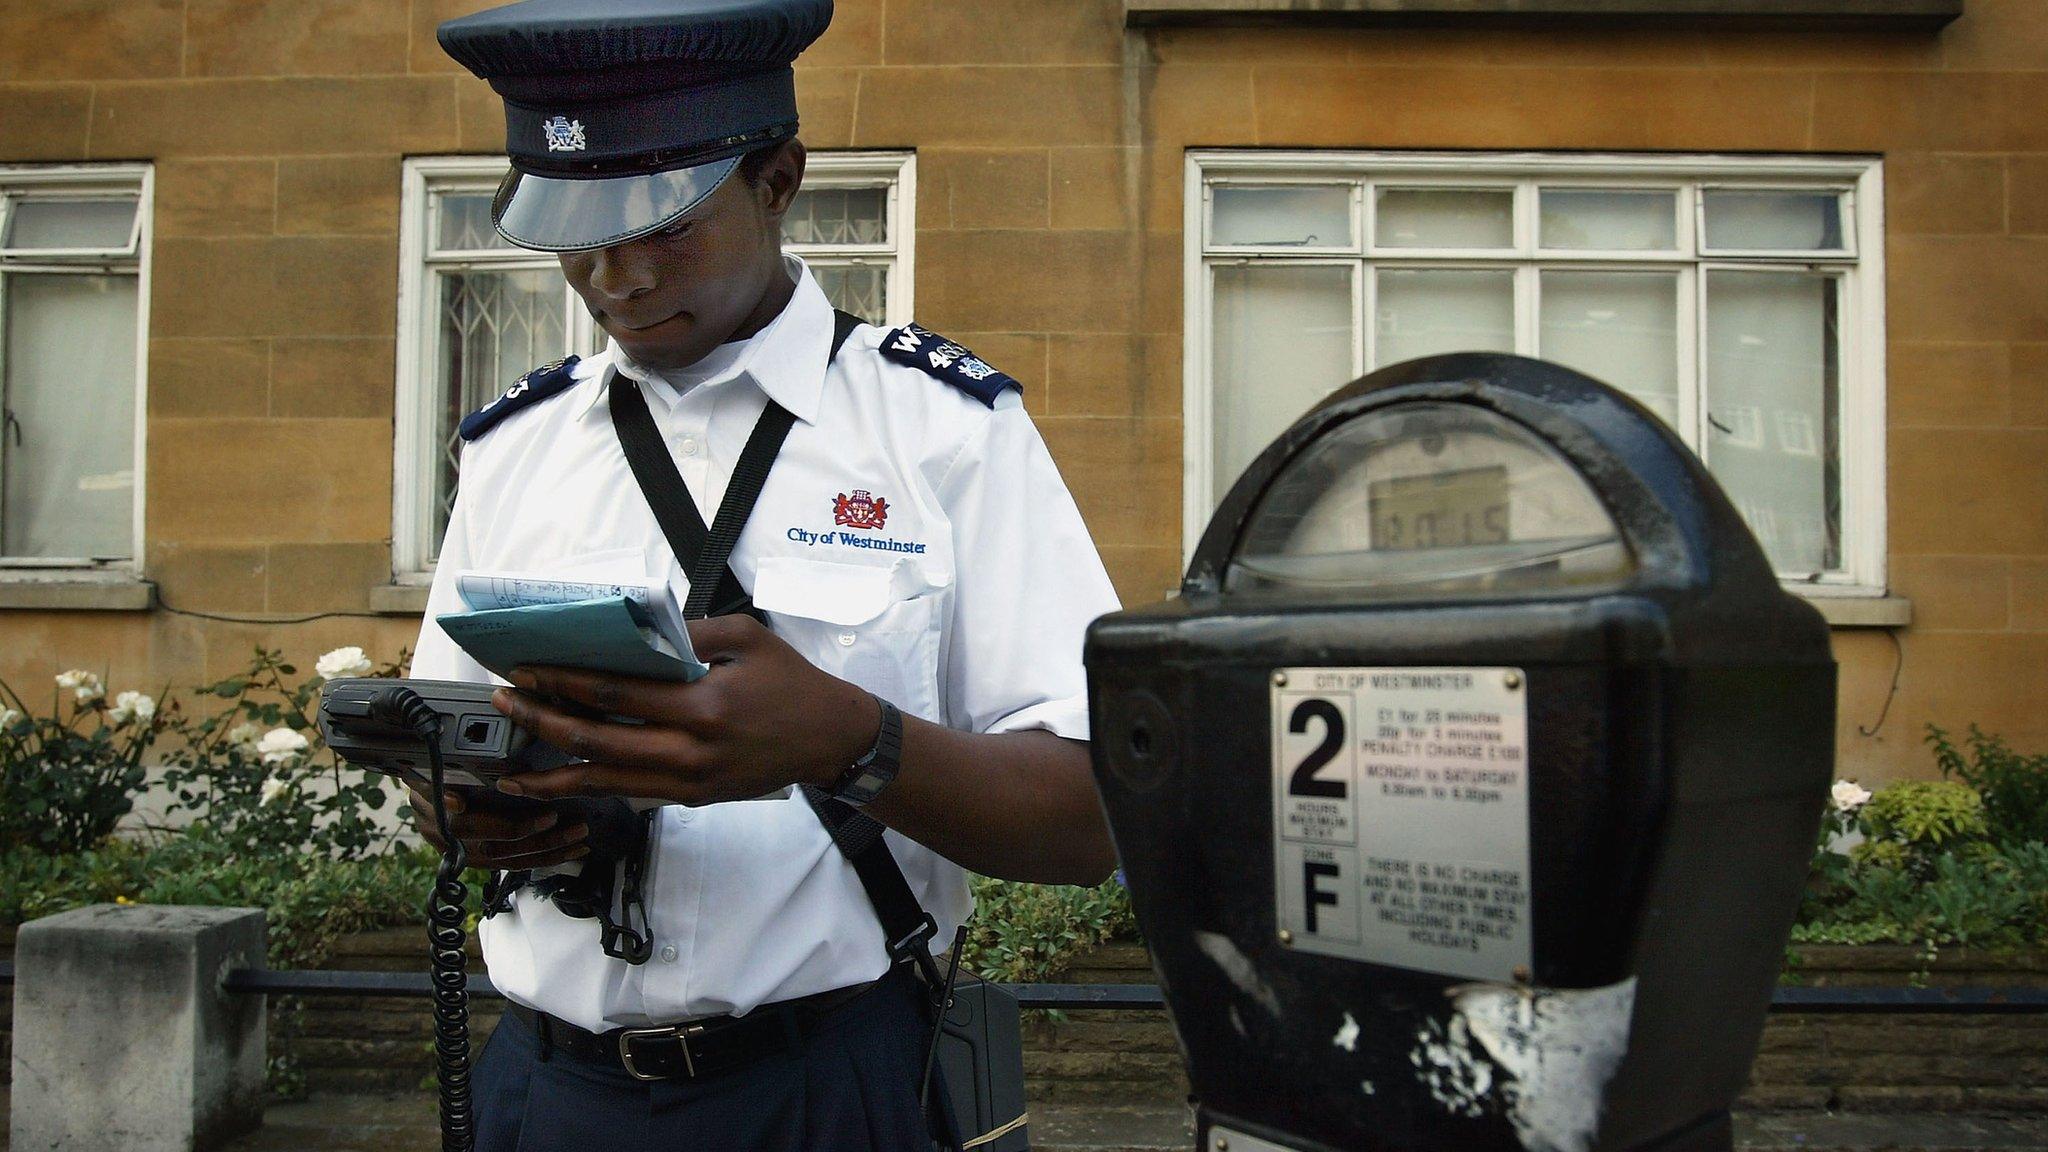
[750,555,948,723]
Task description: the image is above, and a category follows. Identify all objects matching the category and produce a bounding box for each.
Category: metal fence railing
[3,961,2047,1013]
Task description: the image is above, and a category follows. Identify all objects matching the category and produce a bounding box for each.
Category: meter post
[1087,352,1834,1152]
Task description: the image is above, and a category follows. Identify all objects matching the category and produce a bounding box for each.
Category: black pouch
[928,973,1030,1151]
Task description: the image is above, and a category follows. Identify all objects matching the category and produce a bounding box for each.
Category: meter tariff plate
[1272,666,1532,983]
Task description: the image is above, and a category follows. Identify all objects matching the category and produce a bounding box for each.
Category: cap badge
[542,116,588,153]
[833,490,889,531]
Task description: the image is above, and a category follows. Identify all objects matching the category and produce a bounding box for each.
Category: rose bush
[157,646,408,859]
[0,670,165,854]
[3,646,429,957]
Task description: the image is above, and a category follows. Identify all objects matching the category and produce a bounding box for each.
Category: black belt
[505,978,884,1082]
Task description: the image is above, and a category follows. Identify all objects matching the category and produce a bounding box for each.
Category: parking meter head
[1087,353,1834,1152]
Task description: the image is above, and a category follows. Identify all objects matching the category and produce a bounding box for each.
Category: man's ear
[759,139,808,222]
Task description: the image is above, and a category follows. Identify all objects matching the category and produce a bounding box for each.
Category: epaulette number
[881,324,1020,408]
[458,355,580,441]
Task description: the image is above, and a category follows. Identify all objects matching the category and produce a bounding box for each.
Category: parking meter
[1087,353,1834,1152]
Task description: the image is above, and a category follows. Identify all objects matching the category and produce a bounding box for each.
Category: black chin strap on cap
[501,71,799,177]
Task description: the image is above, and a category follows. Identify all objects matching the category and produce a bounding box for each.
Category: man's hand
[480,612,1117,885]
[487,614,881,806]
[406,785,593,869]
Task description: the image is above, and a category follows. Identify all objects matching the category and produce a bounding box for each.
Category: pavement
[5,1088,2048,1150]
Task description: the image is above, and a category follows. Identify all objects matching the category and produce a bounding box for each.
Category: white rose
[256,727,310,766]
[109,691,156,726]
[1831,779,1873,814]
[259,776,289,806]
[0,707,20,730]
[316,646,375,681]
[56,669,104,704]
[227,722,263,751]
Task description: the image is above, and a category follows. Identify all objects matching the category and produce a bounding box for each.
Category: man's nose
[586,239,659,302]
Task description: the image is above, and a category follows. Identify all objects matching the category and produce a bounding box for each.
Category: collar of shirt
[573,253,835,425]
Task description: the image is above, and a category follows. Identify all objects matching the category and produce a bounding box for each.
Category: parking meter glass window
[1228,403,1633,599]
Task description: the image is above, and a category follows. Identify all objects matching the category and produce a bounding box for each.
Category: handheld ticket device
[1086,353,1834,1152]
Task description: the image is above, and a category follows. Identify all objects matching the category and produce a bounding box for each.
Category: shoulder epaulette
[878,324,1021,408]
[458,356,582,441]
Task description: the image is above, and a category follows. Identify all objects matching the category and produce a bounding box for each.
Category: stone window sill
[0,576,156,612]
[1124,0,1961,30]
[1804,595,1912,629]
[369,583,432,615]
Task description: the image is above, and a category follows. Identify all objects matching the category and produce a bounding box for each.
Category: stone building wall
[0,0,2043,781]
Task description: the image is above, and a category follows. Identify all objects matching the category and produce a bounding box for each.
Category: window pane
[435,192,515,251]
[4,198,138,251]
[1375,189,1513,250]
[3,274,136,558]
[1212,265,1355,497]
[810,262,888,326]
[1702,190,1846,252]
[784,187,888,246]
[1212,185,1354,248]
[432,269,569,555]
[1375,269,1514,367]
[1705,271,1840,576]
[1539,271,1680,426]
[1539,189,1676,251]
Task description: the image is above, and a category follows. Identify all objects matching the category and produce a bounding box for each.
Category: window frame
[392,151,918,583]
[1184,150,1888,599]
[392,155,601,583]
[0,163,153,576]
[783,150,918,327]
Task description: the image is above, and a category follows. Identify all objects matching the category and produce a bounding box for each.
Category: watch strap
[830,697,902,808]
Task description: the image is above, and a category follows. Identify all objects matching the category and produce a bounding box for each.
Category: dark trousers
[473,968,941,1152]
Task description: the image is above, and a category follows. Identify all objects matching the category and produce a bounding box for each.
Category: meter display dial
[1229,402,1634,600]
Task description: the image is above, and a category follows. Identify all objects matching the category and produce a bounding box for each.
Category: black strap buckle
[889,912,945,986]
[600,918,655,964]
[482,870,523,917]
[598,851,655,963]
[888,912,940,964]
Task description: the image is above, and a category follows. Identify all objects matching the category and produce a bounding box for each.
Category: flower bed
[1798,728,2048,955]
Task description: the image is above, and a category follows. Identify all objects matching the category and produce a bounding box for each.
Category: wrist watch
[829,696,902,808]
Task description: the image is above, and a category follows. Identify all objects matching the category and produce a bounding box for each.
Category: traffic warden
[409,0,1122,1149]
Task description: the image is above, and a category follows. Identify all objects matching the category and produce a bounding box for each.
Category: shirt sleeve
[937,398,1121,739]
[408,463,496,685]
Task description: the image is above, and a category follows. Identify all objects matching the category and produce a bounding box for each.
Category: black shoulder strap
[801,784,940,973]
[611,308,939,975]
[611,309,863,620]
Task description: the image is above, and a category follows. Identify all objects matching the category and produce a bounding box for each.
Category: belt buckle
[617,1022,708,1082]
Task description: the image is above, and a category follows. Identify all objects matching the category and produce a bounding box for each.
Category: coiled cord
[373,687,474,1152]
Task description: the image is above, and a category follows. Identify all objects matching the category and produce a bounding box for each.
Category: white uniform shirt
[411,256,1121,1031]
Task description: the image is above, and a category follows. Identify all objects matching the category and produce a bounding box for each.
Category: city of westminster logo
[834,490,889,530]
[543,116,588,153]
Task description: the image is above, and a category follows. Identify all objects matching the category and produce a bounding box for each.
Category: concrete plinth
[10,905,266,1152]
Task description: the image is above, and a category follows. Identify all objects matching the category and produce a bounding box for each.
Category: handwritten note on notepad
[438,572,708,684]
